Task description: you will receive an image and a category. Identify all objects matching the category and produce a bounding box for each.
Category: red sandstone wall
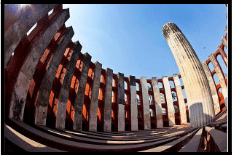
[4,4,227,132]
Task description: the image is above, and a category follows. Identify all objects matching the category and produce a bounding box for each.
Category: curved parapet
[4,4,227,152]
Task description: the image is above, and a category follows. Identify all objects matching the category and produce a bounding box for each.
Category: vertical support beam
[117,73,125,132]
[151,77,163,128]
[221,36,227,49]
[103,68,113,132]
[140,77,151,130]
[9,9,70,121]
[73,53,92,131]
[162,22,215,127]
[217,46,227,66]
[209,54,228,108]
[35,27,74,126]
[129,76,138,131]
[202,61,220,115]
[55,42,82,130]
[88,62,102,132]
[4,4,59,68]
[173,74,187,124]
[163,76,175,126]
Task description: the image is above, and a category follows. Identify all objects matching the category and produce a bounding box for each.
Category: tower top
[162,22,182,40]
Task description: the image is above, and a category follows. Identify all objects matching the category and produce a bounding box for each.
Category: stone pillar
[88,62,102,132]
[173,74,187,124]
[129,76,138,131]
[73,53,92,131]
[209,54,228,108]
[162,76,175,126]
[217,46,227,66]
[35,27,74,126]
[117,73,125,131]
[55,42,82,130]
[202,61,220,115]
[221,36,227,49]
[4,4,59,68]
[9,9,70,121]
[103,68,113,132]
[140,77,151,130]
[162,23,215,127]
[151,77,163,128]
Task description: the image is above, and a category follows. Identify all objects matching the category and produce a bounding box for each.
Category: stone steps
[140,128,199,152]
[5,119,195,152]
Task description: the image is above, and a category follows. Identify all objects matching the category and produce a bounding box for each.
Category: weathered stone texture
[55,42,82,130]
[163,76,175,126]
[140,77,151,130]
[151,77,163,128]
[4,4,59,68]
[103,68,113,132]
[73,53,92,131]
[117,73,125,131]
[209,54,227,108]
[217,46,227,66]
[35,27,74,126]
[9,9,70,121]
[89,62,102,132]
[162,22,215,127]
[202,61,220,115]
[129,76,138,131]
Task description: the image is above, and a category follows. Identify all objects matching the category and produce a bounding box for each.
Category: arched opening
[179,77,184,87]
[150,109,154,117]
[162,108,166,115]
[213,73,220,85]
[207,61,214,72]
[136,94,140,105]
[160,93,165,104]
[174,105,179,113]
[149,95,153,105]
[158,82,163,91]
[112,78,115,87]
[216,54,227,77]
[124,93,128,105]
[223,45,227,54]
[124,81,128,90]
[147,82,152,92]
[169,80,175,89]
[171,91,177,102]
[182,88,187,99]
[137,111,141,118]
[136,82,140,91]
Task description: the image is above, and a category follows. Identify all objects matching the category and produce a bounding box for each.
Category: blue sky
[63,4,227,80]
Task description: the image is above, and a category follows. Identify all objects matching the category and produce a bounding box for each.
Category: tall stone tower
[162,23,215,127]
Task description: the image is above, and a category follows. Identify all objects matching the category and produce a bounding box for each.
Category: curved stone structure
[162,23,215,127]
[4,4,228,152]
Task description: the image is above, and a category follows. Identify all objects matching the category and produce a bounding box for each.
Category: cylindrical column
[162,23,215,127]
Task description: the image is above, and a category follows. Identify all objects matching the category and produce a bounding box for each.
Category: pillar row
[202,60,220,115]
[35,27,74,126]
[73,53,92,131]
[55,42,82,130]
[209,54,228,108]
[9,9,70,121]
